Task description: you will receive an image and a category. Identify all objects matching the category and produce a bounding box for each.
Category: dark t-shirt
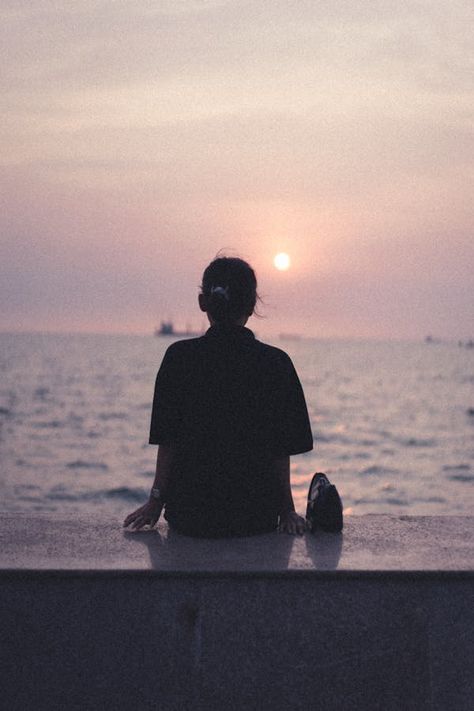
[149,323,313,537]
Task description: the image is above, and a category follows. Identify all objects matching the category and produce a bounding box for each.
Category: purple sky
[1,1,473,339]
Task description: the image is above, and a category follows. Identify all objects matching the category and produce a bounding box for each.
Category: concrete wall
[1,514,473,710]
[2,569,473,711]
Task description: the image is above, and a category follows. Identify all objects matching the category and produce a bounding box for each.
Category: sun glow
[273,252,291,271]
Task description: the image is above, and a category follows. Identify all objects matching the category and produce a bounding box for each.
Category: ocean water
[0,332,473,518]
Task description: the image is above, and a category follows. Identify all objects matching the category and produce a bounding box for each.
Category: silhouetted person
[124,257,313,537]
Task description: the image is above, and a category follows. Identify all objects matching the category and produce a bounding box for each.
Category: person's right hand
[123,499,163,530]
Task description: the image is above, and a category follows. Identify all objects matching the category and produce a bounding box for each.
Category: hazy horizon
[0,326,468,345]
[1,1,473,341]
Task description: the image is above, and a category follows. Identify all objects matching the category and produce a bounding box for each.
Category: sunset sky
[1,0,472,339]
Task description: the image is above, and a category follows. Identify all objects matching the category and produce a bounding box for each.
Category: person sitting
[124,256,313,537]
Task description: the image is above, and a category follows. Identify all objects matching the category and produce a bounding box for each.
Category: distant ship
[154,320,203,338]
[425,335,443,344]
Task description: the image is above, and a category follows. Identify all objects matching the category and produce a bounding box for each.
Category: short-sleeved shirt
[149,323,313,537]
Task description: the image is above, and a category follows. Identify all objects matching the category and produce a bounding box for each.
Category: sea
[0,332,473,519]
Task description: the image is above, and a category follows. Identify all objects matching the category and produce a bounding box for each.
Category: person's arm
[274,455,306,535]
[150,443,173,498]
[123,444,174,530]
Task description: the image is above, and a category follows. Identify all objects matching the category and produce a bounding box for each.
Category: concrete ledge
[1,512,473,572]
[1,514,473,710]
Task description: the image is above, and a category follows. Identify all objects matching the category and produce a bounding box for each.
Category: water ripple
[447,473,474,482]
[99,412,128,421]
[32,420,63,429]
[66,459,109,471]
[399,437,437,448]
[2,333,474,516]
[359,465,399,476]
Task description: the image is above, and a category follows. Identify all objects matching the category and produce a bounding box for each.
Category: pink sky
[1,1,473,339]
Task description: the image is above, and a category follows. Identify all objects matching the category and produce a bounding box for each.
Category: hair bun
[210,285,230,301]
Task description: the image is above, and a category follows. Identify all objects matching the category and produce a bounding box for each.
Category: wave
[442,464,470,472]
[46,486,145,503]
[414,496,446,503]
[32,420,63,429]
[398,437,437,448]
[67,414,84,426]
[33,387,51,401]
[98,412,129,421]
[66,459,109,470]
[337,452,371,460]
[46,484,79,501]
[316,432,352,445]
[352,495,412,507]
[103,487,145,501]
[318,431,402,448]
[359,465,399,476]
[446,473,474,483]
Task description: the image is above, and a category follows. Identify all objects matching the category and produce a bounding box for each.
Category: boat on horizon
[154,320,203,338]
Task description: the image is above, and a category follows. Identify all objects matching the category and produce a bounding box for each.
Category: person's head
[199,257,259,326]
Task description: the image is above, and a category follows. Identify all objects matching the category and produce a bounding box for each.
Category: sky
[1,0,473,340]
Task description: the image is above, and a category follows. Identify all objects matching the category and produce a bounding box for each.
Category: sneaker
[306,473,343,532]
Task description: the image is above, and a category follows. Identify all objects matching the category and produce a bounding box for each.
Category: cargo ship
[154,320,203,338]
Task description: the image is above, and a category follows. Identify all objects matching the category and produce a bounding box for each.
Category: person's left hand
[278,511,307,535]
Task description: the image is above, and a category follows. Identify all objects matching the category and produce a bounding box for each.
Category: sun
[273,252,291,271]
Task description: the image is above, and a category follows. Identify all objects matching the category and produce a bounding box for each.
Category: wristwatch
[150,486,162,501]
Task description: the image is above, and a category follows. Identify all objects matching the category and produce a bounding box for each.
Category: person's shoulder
[163,336,206,361]
[253,338,293,367]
